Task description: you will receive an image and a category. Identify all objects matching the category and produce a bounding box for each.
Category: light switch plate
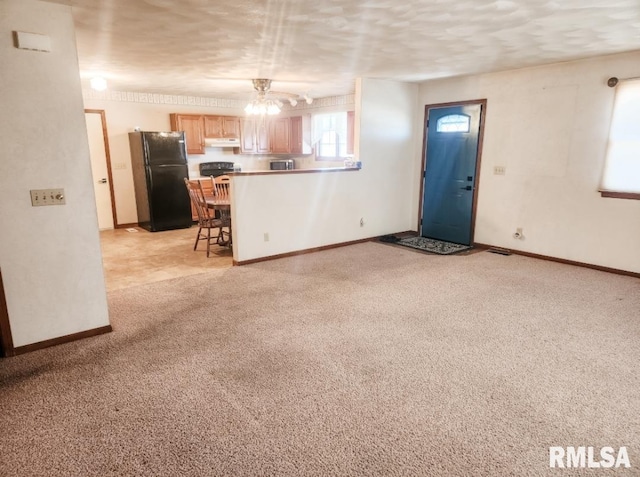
[14,31,51,52]
[493,166,506,175]
[30,189,65,206]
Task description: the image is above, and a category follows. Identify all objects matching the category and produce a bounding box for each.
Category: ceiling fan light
[90,76,107,91]
[267,102,281,115]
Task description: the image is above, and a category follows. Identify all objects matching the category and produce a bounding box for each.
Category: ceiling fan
[245,78,313,115]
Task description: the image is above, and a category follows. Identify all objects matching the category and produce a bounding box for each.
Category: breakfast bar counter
[227,166,361,177]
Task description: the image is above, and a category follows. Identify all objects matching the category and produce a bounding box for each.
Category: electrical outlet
[263,232,269,242]
[494,166,506,175]
[30,188,65,206]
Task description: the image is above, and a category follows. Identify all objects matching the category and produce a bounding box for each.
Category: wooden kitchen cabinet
[239,118,257,153]
[203,115,240,139]
[289,116,302,154]
[170,114,205,154]
[270,117,290,153]
[238,115,311,155]
[256,121,270,153]
[239,118,270,154]
[289,115,313,155]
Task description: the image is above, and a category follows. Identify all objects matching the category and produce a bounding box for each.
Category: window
[436,114,470,133]
[600,79,640,199]
[312,111,354,160]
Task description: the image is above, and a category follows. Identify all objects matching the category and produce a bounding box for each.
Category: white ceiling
[46,0,640,100]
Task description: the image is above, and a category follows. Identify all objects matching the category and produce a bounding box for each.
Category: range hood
[204,137,240,147]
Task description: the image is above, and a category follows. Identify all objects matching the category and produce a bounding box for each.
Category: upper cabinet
[256,121,270,154]
[204,115,240,139]
[290,115,313,155]
[289,116,303,154]
[170,114,205,155]
[238,115,311,155]
[239,118,270,154]
[171,114,242,154]
[171,112,315,156]
[270,117,291,154]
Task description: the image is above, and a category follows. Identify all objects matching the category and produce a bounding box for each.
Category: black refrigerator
[128,131,192,232]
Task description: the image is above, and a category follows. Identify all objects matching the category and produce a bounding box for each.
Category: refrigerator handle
[147,166,153,191]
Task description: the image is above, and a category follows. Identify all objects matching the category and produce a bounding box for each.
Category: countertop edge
[226,167,361,177]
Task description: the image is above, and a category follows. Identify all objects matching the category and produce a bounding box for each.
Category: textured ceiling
[46,0,640,100]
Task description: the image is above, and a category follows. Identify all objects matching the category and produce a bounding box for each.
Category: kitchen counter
[227,166,361,177]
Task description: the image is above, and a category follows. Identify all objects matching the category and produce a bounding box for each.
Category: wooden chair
[184,179,227,257]
[211,175,232,244]
[213,175,231,200]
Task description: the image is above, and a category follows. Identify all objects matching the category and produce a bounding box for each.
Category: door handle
[460,185,472,191]
[98,178,107,184]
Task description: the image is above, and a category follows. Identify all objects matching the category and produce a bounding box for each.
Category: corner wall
[0,0,110,347]
[418,51,640,273]
[232,78,418,262]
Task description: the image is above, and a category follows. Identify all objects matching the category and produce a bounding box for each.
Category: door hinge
[426,120,429,128]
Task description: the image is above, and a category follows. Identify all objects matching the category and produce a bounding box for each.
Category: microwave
[270,159,294,170]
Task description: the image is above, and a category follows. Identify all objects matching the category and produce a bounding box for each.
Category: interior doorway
[419,100,486,246]
[85,109,117,230]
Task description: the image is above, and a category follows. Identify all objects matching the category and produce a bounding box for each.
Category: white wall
[232,78,418,262]
[82,94,355,225]
[417,50,640,273]
[0,0,110,346]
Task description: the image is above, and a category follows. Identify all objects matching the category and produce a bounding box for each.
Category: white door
[85,112,114,230]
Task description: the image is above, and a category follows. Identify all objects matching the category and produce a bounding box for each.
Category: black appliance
[270,159,294,170]
[199,161,236,177]
[128,131,192,232]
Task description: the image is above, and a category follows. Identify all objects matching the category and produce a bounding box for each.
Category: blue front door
[421,104,483,245]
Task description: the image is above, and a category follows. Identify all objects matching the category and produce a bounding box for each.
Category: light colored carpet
[1,242,638,476]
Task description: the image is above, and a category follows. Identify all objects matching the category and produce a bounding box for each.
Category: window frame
[436,113,471,133]
[313,110,355,161]
[599,78,640,200]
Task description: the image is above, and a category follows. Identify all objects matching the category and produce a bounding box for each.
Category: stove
[199,161,235,177]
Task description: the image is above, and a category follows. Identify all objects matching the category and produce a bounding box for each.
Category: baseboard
[393,230,418,237]
[233,235,394,266]
[11,325,113,356]
[115,223,138,229]
[473,242,640,279]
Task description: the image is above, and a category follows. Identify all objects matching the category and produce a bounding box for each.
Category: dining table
[206,198,232,246]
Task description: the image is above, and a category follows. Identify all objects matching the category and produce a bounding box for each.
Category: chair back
[213,175,231,200]
[184,179,213,225]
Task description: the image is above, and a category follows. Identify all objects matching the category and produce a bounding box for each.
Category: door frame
[85,109,118,228]
[417,99,487,244]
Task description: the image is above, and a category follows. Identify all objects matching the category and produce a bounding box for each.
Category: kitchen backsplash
[186,150,345,177]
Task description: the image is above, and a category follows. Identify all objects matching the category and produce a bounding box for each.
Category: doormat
[382,235,471,255]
